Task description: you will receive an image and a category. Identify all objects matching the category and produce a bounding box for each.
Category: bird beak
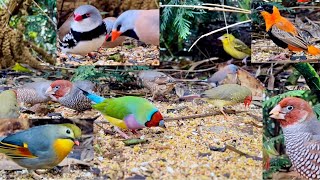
[217,36,223,40]
[159,120,166,128]
[111,30,122,42]
[45,87,54,95]
[74,14,83,21]
[256,6,264,12]
[74,140,80,146]
[269,105,285,120]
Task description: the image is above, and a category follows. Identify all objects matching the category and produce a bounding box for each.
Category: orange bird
[256,4,320,55]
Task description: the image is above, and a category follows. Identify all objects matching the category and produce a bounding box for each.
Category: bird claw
[67,54,84,62]
[114,127,131,139]
[28,170,43,180]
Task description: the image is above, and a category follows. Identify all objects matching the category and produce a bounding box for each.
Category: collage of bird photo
[0,0,319,179]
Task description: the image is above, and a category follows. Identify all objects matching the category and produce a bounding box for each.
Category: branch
[160,4,251,14]
[188,20,251,51]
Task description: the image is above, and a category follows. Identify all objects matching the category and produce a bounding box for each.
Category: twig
[94,121,114,135]
[159,66,216,72]
[164,110,248,121]
[188,20,251,51]
[31,0,57,29]
[187,57,218,71]
[202,3,251,13]
[225,144,262,161]
[160,4,251,14]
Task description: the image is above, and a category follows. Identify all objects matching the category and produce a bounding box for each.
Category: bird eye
[54,85,60,90]
[66,129,71,134]
[117,25,121,31]
[286,106,293,111]
[86,13,90,17]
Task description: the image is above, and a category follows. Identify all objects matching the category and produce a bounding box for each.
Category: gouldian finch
[201,84,252,118]
[0,90,19,119]
[269,97,320,179]
[45,80,97,112]
[0,124,81,169]
[218,34,251,61]
[79,88,165,139]
[256,4,320,55]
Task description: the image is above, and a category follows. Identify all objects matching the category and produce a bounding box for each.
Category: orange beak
[74,140,80,146]
[269,105,285,120]
[111,30,122,42]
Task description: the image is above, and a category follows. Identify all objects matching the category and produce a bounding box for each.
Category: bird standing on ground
[0,124,81,169]
[111,9,160,45]
[269,97,320,179]
[59,5,106,56]
[138,70,175,100]
[14,81,52,107]
[79,89,165,139]
[201,84,252,118]
[256,4,320,55]
[218,34,251,62]
[207,64,239,87]
[45,80,97,112]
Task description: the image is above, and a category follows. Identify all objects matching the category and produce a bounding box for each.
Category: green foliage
[237,0,250,21]
[71,66,150,84]
[161,0,205,40]
[293,63,320,92]
[263,155,291,179]
[71,66,105,82]
[9,0,56,55]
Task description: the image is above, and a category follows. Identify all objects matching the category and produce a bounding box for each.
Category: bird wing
[202,88,234,101]
[233,39,251,55]
[93,98,130,120]
[271,25,309,50]
[0,141,37,159]
[60,31,78,49]
[73,80,95,91]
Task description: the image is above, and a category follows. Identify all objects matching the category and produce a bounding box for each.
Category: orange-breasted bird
[256,4,320,55]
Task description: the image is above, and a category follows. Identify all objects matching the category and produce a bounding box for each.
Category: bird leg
[67,54,84,62]
[242,56,249,65]
[219,107,231,120]
[28,170,43,180]
[114,127,131,139]
[131,129,142,137]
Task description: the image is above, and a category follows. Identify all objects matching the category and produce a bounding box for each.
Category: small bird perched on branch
[111,9,160,45]
[79,88,165,139]
[256,4,320,56]
[59,5,106,57]
[218,34,251,63]
[269,97,320,179]
[138,70,175,100]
